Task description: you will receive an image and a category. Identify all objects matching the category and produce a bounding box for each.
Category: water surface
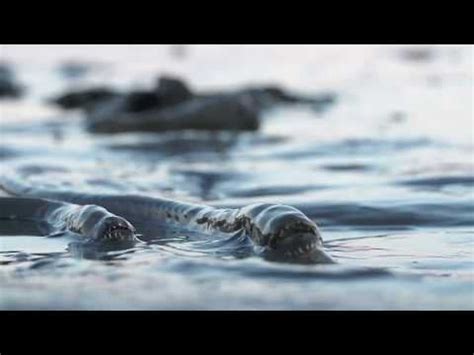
[0,45,472,309]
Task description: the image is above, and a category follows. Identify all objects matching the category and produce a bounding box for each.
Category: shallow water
[0,45,473,309]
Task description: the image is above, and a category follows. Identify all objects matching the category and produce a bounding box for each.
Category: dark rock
[87,95,259,134]
[155,76,194,107]
[123,91,160,112]
[0,64,23,98]
[200,85,336,112]
[73,75,337,134]
[52,87,118,109]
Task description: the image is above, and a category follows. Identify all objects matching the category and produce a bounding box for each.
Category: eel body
[0,170,334,264]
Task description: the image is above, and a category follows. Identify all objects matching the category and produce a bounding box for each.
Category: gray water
[0,45,473,309]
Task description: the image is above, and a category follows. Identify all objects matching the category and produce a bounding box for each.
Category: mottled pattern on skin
[0,170,334,264]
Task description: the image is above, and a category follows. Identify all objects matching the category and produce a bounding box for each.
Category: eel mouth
[264,223,335,264]
[96,217,136,242]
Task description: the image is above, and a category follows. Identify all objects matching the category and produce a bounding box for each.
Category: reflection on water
[0,45,473,309]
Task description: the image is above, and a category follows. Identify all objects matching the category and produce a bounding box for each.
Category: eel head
[262,221,335,264]
[93,215,137,242]
[244,203,335,264]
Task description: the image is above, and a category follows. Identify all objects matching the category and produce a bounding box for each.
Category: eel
[0,170,334,264]
[0,197,136,242]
